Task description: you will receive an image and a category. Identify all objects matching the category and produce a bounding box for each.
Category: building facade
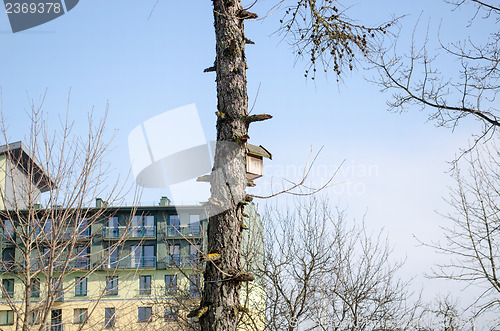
[0,142,267,330]
[0,199,264,330]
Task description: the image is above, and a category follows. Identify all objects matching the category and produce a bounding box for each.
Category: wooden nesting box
[196,144,272,185]
[246,144,272,180]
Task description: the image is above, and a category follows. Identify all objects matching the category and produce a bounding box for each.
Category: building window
[139,275,151,295]
[30,219,42,238]
[108,246,119,268]
[190,275,200,297]
[74,308,88,324]
[106,217,119,238]
[108,217,118,228]
[131,245,155,268]
[2,279,14,298]
[31,278,40,298]
[30,250,41,270]
[104,308,115,328]
[2,219,14,239]
[0,310,14,325]
[169,215,180,228]
[78,218,90,237]
[75,277,87,296]
[165,275,177,295]
[1,248,15,271]
[51,309,62,330]
[43,219,53,238]
[131,215,155,237]
[138,307,152,323]
[189,214,201,235]
[106,276,118,296]
[43,247,51,265]
[75,247,89,269]
[164,306,178,321]
[52,278,63,301]
[167,244,180,265]
[166,215,181,236]
[190,244,201,264]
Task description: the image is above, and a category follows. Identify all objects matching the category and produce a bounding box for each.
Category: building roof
[0,141,54,192]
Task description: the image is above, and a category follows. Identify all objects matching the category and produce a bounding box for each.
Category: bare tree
[371,0,500,145]
[255,197,420,331]
[431,295,462,331]
[425,139,500,317]
[363,0,500,324]
[0,95,131,330]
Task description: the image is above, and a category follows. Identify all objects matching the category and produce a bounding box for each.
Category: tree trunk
[200,0,249,330]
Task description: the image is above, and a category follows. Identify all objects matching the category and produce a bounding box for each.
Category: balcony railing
[27,259,90,271]
[102,226,156,239]
[165,224,201,238]
[74,260,90,269]
[165,255,201,268]
[30,227,90,241]
[103,256,157,269]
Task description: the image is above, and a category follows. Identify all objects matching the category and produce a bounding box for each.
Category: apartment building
[0,142,267,330]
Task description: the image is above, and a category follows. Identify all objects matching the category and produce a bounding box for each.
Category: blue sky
[0,0,496,322]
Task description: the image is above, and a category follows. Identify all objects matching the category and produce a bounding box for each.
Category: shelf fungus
[237,9,258,19]
[202,253,222,263]
[187,306,209,322]
[227,271,255,282]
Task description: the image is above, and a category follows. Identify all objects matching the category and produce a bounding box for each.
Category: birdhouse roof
[247,144,272,160]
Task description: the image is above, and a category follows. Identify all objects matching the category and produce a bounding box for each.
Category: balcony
[102,226,156,240]
[102,256,157,270]
[74,259,90,270]
[165,224,201,238]
[27,259,89,271]
[30,227,90,241]
[164,255,202,268]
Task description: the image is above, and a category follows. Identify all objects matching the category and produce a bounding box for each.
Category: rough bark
[200,0,249,330]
